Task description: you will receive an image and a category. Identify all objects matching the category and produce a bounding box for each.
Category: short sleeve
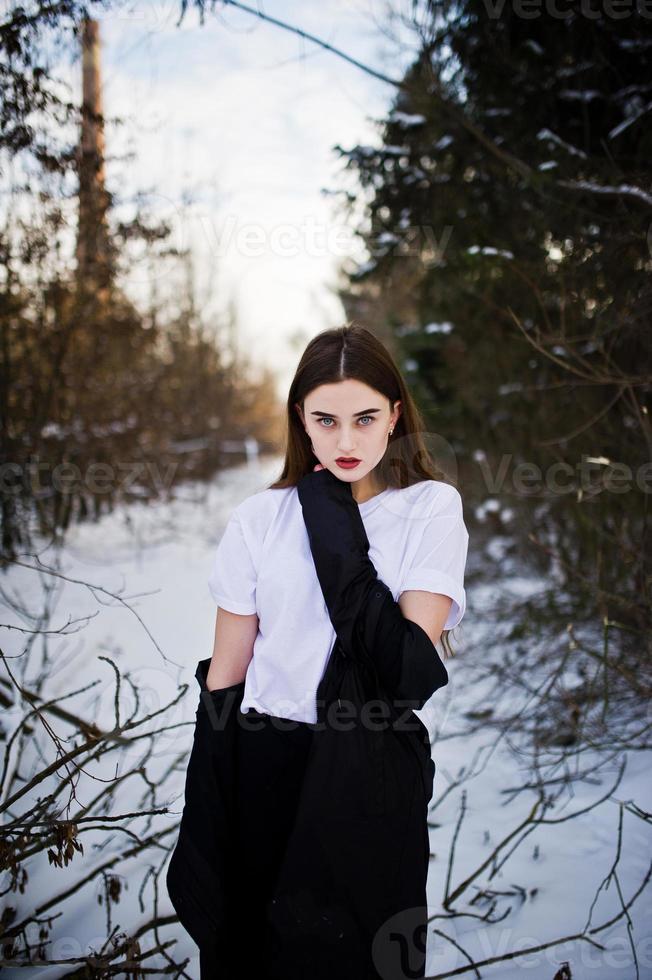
[208,512,258,615]
[399,485,469,630]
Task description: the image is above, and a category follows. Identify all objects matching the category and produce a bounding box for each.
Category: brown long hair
[268,322,460,658]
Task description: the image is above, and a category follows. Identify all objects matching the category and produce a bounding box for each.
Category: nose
[337,431,357,455]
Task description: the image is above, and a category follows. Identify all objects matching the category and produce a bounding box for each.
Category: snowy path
[2,455,650,978]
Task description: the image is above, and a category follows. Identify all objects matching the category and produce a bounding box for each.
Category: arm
[296,468,449,710]
[206,607,257,691]
[206,504,259,691]
[399,589,453,646]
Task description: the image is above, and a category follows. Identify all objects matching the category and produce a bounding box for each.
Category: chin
[327,463,372,480]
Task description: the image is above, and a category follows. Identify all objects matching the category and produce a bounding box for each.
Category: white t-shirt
[208,479,469,723]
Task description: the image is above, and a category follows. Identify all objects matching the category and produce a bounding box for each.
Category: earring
[389,427,394,436]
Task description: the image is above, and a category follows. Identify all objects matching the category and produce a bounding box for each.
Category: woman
[167,323,469,980]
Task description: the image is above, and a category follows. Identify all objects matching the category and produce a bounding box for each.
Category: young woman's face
[297,379,401,483]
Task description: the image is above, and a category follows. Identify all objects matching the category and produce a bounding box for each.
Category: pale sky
[85,0,421,397]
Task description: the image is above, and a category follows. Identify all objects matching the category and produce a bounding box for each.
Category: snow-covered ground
[1,455,650,978]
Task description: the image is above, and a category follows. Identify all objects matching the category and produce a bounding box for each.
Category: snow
[351,257,377,277]
[558,89,603,102]
[523,39,544,56]
[419,512,652,976]
[467,245,515,259]
[2,456,650,978]
[608,99,652,140]
[376,231,399,246]
[424,321,454,335]
[0,457,280,978]
[381,144,411,156]
[557,61,594,78]
[584,455,611,466]
[536,128,588,160]
[618,37,652,50]
[433,134,454,151]
[388,110,427,127]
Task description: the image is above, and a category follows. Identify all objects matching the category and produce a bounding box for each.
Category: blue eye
[318,416,374,427]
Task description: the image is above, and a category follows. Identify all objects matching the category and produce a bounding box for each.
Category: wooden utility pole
[75,17,112,296]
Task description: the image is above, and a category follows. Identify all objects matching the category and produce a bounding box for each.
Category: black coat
[166,469,449,979]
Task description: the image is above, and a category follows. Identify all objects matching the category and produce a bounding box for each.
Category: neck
[351,472,387,505]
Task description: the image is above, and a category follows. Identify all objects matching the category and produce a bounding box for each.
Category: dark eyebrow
[309,408,382,419]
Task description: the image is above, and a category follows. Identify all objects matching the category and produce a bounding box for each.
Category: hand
[313,463,325,472]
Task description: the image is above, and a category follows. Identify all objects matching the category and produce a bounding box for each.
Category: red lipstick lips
[336,457,361,469]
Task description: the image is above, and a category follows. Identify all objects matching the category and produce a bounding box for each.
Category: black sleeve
[297,468,448,710]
